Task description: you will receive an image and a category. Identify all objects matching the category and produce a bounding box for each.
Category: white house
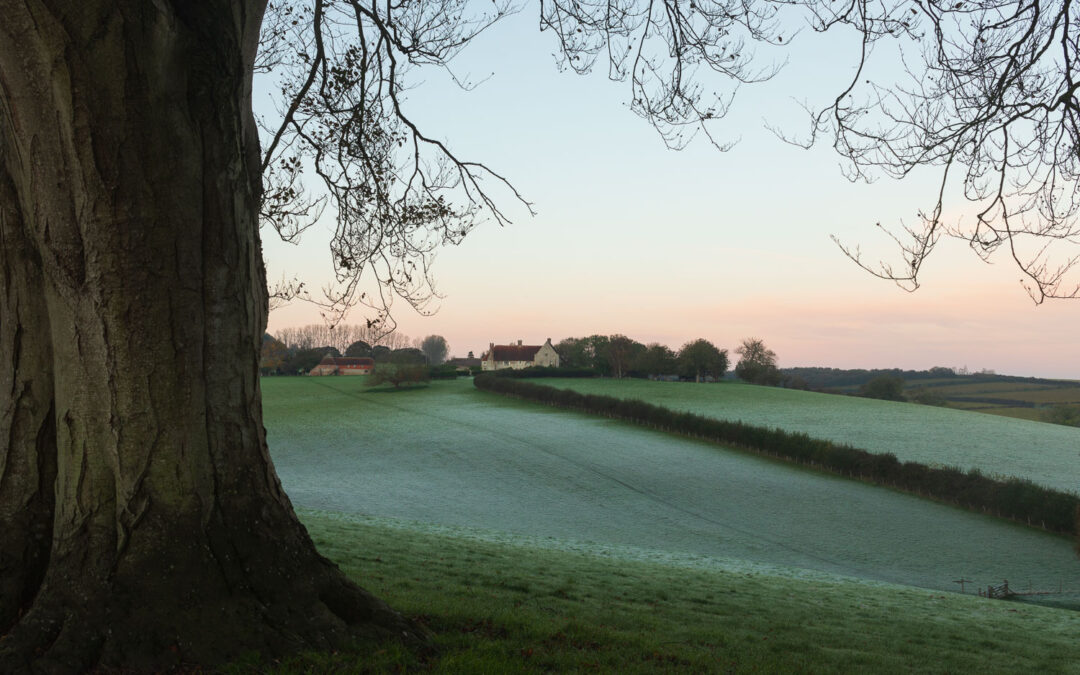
[481,339,560,371]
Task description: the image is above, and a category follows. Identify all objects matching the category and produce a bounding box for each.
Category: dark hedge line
[474,374,1079,535]
[487,366,600,379]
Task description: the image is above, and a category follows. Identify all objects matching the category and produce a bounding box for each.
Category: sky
[260,10,1080,379]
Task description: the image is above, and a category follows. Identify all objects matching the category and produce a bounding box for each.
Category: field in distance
[537,378,1080,494]
[785,368,1080,423]
[911,379,1080,421]
[261,377,1079,597]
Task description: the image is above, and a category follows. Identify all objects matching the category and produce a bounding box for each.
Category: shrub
[860,375,907,402]
[1043,405,1080,427]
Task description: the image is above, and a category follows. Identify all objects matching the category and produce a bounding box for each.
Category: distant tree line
[274,323,414,354]
[474,375,1079,535]
[554,334,804,386]
[261,331,450,375]
[790,368,1075,410]
[555,334,730,381]
[779,366,1059,391]
[266,326,802,386]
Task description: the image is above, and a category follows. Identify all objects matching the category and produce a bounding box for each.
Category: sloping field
[540,378,1080,493]
[262,377,1080,596]
[291,509,1080,673]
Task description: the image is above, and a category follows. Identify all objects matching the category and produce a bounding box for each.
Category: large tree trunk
[0,2,419,671]
[0,159,56,635]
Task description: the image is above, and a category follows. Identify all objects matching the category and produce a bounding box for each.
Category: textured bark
[0,2,420,671]
[0,159,56,634]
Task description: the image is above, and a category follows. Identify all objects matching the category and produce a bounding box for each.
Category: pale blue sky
[261,10,1080,378]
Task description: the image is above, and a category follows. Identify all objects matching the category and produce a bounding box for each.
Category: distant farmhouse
[481,339,560,371]
[308,355,374,376]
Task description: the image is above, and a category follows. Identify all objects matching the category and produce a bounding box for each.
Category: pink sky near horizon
[260,12,1080,380]
[267,236,1080,379]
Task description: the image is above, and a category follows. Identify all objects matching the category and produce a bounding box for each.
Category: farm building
[481,339,560,371]
[308,355,374,376]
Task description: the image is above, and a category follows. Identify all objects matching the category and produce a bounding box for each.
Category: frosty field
[285,509,1080,674]
[262,377,1080,596]
[540,378,1080,493]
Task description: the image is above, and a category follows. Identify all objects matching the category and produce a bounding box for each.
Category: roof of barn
[486,345,542,361]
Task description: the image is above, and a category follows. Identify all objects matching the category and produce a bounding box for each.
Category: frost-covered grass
[261,377,1080,596]
[539,378,1080,493]
[235,510,1080,674]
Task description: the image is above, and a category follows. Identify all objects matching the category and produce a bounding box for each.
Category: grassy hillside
[261,377,1079,596]
[538,378,1080,494]
[240,509,1080,673]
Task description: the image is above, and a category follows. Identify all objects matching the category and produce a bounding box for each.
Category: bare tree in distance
[606,335,645,379]
[419,335,450,365]
[275,323,411,353]
[734,338,781,385]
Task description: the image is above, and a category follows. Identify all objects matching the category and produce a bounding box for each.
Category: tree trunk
[0,161,56,635]
[0,2,419,671]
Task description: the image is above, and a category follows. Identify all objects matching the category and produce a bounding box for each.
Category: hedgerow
[474,374,1079,535]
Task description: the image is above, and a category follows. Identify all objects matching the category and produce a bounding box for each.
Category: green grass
[252,376,1080,672]
[536,378,1080,493]
[232,510,1080,673]
[261,377,1080,595]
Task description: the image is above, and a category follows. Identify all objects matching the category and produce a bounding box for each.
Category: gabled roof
[488,345,542,362]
